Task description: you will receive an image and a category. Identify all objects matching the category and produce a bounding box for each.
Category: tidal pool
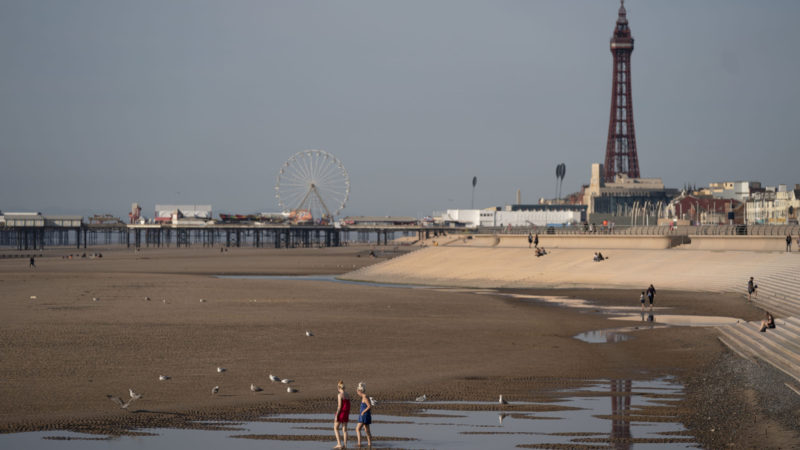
[0,378,696,449]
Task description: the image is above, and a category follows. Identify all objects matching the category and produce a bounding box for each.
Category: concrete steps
[718,317,800,384]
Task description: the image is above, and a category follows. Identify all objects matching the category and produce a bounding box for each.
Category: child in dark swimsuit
[334,380,350,449]
[356,381,373,447]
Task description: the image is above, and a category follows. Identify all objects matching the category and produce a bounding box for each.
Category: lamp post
[471,176,477,209]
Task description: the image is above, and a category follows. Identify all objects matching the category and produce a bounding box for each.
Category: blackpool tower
[604,0,640,182]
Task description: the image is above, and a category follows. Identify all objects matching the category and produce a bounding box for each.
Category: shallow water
[0,378,696,449]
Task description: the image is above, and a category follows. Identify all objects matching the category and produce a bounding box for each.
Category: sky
[1,1,799,219]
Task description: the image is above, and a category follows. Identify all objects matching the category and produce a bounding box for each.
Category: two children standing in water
[334,380,372,448]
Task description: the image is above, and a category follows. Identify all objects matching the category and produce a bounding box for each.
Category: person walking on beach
[646,284,656,310]
[29,256,35,268]
[640,291,646,312]
[747,277,758,301]
[534,233,539,249]
[528,232,533,249]
[787,234,793,252]
[334,380,350,449]
[355,382,373,447]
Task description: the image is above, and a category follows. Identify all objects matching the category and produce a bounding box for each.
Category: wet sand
[0,246,798,447]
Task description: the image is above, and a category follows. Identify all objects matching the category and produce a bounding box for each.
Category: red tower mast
[604,0,640,182]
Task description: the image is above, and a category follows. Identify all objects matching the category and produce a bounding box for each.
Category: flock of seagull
[106,329,317,410]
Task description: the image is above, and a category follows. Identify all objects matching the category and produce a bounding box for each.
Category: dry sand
[1,246,798,447]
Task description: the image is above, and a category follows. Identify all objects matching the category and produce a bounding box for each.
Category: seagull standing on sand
[269,374,280,382]
[415,394,427,402]
[499,395,508,405]
[369,397,378,406]
[281,378,294,384]
[287,387,298,393]
[251,384,263,392]
[217,367,226,373]
[212,386,220,395]
[159,375,170,381]
[305,330,313,337]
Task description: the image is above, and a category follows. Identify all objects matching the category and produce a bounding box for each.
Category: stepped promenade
[345,234,800,383]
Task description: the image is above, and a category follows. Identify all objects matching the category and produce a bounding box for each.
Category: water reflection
[0,378,695,449]
[611,379,633,449]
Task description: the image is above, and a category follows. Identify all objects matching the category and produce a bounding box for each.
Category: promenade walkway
[347,243,800,383]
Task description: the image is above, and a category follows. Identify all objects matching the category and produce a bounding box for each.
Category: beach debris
[287,387,298,393]
[415,394,427,402]
[217,367,226,373]
[305,330,313,337]
[499,395,508,405]
[269,374,281,382]
[159,375,170,381]
[212,386,220,395]
[129,388,143,400]
[107,394,139,410]
[29,296,37,300]
[281,378,294,384]
[251,384,263,392]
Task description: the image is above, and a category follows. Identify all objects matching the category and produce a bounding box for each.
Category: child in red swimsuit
[334,380,350,449]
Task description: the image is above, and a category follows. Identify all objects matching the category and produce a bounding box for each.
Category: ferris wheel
[275,150,350,221]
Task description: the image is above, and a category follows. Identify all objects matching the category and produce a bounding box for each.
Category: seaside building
[441,206,585,229]
[582,163,677,225]
[154,204,213,225]
[745,185,800,224]
[666,194,742,225]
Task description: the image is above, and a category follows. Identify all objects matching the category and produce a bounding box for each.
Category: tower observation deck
[604,0,640,182]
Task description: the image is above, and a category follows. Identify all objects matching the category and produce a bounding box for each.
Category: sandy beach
[1,246,798,447]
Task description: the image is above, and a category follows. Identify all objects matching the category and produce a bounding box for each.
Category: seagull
[217,367,226,373]
[369,396,378,406]
[499,395,508,405]
[269,374,281,382]
[212,386,220,395]
[92,297,99,302]
[199,298,206,303]
[251,384,263,392]
[305,330,313,337]
[107,394,139,409]
[415,394,427,402]
[159,375,170,381]
[144,296,151,301]
[287,387,298,393]
[129,388,142,400]
[281,378,294,384]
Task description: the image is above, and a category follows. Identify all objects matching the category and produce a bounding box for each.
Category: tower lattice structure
[604,0,640,182]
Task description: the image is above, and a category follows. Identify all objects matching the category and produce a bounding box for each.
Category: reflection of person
[334,380,350,449]
[355,382,373,447]
[747,277,757,301]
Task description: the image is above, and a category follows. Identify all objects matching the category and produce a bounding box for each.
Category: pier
[0,221,452,250]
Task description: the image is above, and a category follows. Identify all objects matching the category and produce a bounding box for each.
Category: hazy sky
[1,1,799,219]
